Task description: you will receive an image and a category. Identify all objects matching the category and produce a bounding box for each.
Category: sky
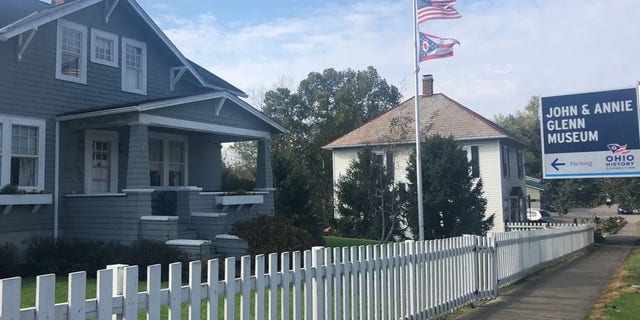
[136,0,640,119]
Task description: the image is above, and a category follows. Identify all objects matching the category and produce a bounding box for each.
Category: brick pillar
[255,139,273,189]
[126,124,150,188]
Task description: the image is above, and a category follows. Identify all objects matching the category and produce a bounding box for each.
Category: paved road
[456,209,639,320]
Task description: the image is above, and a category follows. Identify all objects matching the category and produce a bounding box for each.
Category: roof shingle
[324,93,523,148]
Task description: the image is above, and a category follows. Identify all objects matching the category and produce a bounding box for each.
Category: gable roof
[324,93,524,149]
[55,91,287,134]
[0,0,247,97]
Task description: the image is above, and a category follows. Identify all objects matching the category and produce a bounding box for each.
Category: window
[373,150,394,181]
[470,146,480,178]
[149,133,187,187]
[501,145,510,178]
[122,37,147,95]
[517,150,525,179]
[56,20,87,84]
[0,116,46,190]
[90,29,118,67]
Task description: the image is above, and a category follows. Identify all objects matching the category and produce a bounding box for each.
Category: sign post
[541,87,640,179]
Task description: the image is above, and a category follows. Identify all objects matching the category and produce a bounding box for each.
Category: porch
[55,93,285,257]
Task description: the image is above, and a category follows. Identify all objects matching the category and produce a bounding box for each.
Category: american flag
[417,0,461,24]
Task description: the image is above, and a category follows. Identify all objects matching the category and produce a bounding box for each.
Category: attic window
[56,20,87,84]
[90,29,118,67]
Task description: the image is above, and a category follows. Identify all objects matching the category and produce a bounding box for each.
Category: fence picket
[269,253,278,320]
[240,256,251,320]
[303,250,313,320]
[68,272,86,320]
[281,252,291,320]
[255,254,266,320]
[342,247,351,320]
[36,274,55,320]
[292,252,302,320]
[224,258,235,320]
[333,248,342,320]
[97,270,113,320]
[358,246,366,320]
[207,259,219,320]
[123,266,138,320]
[0,277,20,320]
[169,262,182,320]
[146,265,161,320]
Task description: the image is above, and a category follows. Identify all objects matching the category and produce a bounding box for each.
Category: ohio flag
[419,32,459,61]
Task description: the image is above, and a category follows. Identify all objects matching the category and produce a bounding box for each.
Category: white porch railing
[0,225,593,320]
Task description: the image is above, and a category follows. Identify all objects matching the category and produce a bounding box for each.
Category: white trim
[54,120,59,240]
[121,37,147,95]
[90,28,118,67]
[0,0,102,41]
[149,132,188,187]
[56,20,88,84]
[191,212,227,218]
[17,27,38,62]
[122,188,154,193]
[141,114,271,139]
[104,0,120,23]
[65,193,126,197]
[0,115,46,191]
[54,91,286,134]
[84,130,119,193]
[140,215,178,221]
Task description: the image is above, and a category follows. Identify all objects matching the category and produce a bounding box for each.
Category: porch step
[191,212,228,218]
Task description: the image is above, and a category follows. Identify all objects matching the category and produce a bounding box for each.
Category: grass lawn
[18,276,304,320]
[599,243,640,319]
[324,236,383,248]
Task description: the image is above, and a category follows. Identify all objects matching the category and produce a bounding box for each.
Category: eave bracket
[17,27,38,62]
[170,66,188,92]
[105,0,120,23]
[215,97,227,116]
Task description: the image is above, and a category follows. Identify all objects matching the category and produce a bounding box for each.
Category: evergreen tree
[402,135,493,239]
[335,148,404,241]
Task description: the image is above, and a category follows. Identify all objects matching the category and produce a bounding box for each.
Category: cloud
[146,0,640,119]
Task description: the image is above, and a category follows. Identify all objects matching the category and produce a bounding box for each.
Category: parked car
[527,209,553,223]
[617,205,634,215]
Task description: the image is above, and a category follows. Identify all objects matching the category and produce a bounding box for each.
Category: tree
[495,96,542,178]
[402,135,493,239]
[263,67,402,222]
[335,148,405,242]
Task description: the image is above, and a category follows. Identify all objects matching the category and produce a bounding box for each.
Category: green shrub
[22,237,189,278]
[0,242,19,278]
[231,215,314,255]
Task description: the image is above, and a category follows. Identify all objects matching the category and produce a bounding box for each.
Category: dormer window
[90,29,118,67]
[121,37,147,95]
[56,20,87,84]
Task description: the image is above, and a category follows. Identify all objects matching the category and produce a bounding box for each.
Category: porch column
[255,138,273,189]
[126,124,150,188]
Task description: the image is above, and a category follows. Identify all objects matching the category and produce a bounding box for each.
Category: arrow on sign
[551,158,566,171]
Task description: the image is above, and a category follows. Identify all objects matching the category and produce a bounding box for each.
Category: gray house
[0,0,284,254]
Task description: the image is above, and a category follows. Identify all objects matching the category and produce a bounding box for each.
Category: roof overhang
[56,92,287,134]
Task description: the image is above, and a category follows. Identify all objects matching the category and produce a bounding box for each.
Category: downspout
[54,120,60,240]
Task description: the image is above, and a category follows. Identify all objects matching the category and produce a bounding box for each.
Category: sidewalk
[456,222,639,320]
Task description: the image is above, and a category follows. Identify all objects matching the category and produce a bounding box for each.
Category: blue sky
[136,0,640,119]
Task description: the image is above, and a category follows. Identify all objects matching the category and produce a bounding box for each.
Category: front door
[84,130,119,193]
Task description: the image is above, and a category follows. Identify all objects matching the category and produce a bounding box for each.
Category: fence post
[489,237,499,298]
[107,264,127,320]
[312,246,325,320]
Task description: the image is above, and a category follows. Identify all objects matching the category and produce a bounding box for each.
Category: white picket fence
[0,224,593,320]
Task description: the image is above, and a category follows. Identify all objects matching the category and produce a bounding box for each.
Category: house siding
[330,139,514,234]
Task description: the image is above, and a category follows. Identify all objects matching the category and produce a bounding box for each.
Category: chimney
[52,0,65,5]
[422,74,433,97]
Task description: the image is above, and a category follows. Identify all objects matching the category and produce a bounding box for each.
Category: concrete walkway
[456,221,639,320]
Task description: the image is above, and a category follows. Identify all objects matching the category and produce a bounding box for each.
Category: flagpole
[412,0,425,241]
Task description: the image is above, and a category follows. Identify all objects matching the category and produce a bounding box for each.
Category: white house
[323,75,527,232]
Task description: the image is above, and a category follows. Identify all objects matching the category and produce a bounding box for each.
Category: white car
[527,209,553,223]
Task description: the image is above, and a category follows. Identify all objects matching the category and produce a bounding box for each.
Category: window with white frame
[56,20,87,84]
[0,116,46,190]
[463,145,480,178]
[90,29,118,67]
[149,133,187,187]
[501,145,510,178]
[121,37,147,95]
